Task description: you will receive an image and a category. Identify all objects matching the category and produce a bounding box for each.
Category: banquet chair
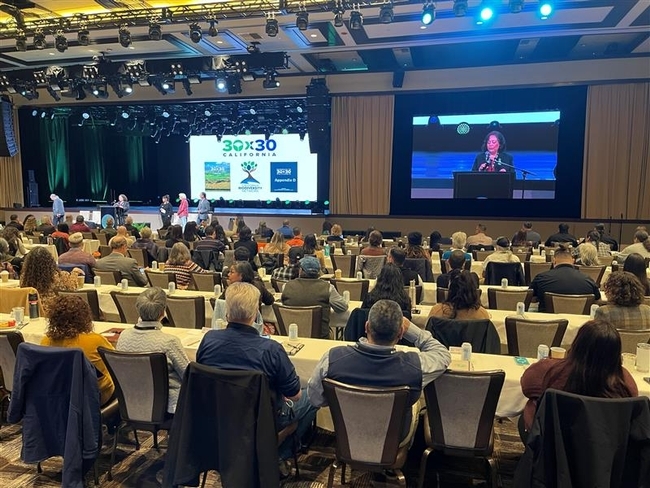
[94,269,122,285]
[58,263,93,283]
[330,279,370,302]
[191,272,221,292]
[403,285,423,305]
[258,252,284,271]
[192,249,220,271]
[222,250,235,269]
[474,250,495,261]
[524,261,552,285]
[330,254,355,278]
[272,304,322,338]
[599,255,614,267]
[484,262,526,286]
[418,370,505,488]
[271,277,288,293]
[436,287,482,304]
[0,287,40,314]
[487,288,534,312]
[82,232,94,240]
[99,245,112,258]
[127,248,148,267]
[322,378,415,488]
[576,265,607,287]
[58,289,103,321]
[0,331,24,396]
[504,317,569,357]
[617,329,650,354]
[166,296,205,329]
[440,259,471,275]
[404,258,435,282]
[544,293,595,315]
[97,348,172,480]
[96,233,109,245]
[355,255,386,279]
[146,270,176,288]
[110,291,141,324]
[426,317,500,354]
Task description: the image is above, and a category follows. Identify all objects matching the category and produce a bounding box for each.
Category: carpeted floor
[0,417,524,487]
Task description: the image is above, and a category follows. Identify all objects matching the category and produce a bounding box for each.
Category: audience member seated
[465,223,493,249]
[529,246,601,312]
[52,223,71,252]
[277,219,293,239]
[70,215,91,234]
[617,230,650,261]
[512,222,541,246]
[165,242,207,289]
[40,295,115,406]
[321,219,333,235]
[623,253,650,296]
[429,230,443,251]
[95,235,148,287]
[0,226,27,257]
[441,232,472,261]
[326,224,346,249]
[387,247,422,285]
[234,226,258,265]
[482,237,520,276]
[183,221,200,243]
[132,226,159,263]
[595,271,650,329]
[22,215,37,235]
[574,242,600,266]
[438,250,479,288]
[165,224,190,249]
[362,263,412,312]
[595,223,619,251]
[264,231,291,258]
[405,231,430,260]
[359,227,375,244]
[36,215,56,236]
[222,260,274,307]
[429,270,490,320]
[20,247,82,315]
[100,218,117,239]
[302,234,327,270]
[307,299,451,439]
[5,214,23,231]
[256,221,273,239]
[124,216,141,239]
[58,232,96,270]
[512,229,528,247]
[282,256,348,338]
[545,223,578,247]
[286,227,304,248]
[360,230,385,256]
[584,230,611,257]
[271,247,303,281]
[520,319,638,439]
[117,287,190,413]
[0,238,17,276]
[116,226,135,247]
[197,282,318,464]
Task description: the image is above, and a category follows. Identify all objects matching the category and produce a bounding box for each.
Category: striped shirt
[164,261,206,289]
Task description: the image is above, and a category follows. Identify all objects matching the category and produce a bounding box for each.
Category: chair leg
[341,461,347,485]
[487,457,498,487]
[153,429,159,450]
[94,459,99,485]
[327,461,338,488]
[417,447,434,488]
[395,469,407,487]
[200,471,208,488]
[293,433,300,479]
[108,425,119,481]
[133,428,140,450]
[37,462,42,473]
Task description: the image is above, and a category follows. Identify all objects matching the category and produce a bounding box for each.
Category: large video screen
[189,134,318,201]
[411,111,560,199]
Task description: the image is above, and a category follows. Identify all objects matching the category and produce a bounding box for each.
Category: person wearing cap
[481,237,520,278]
[405,231,431,260]
[70,215,91,234]
[58,232,97,270]
[272,247,304,281]
[281,256,348,338]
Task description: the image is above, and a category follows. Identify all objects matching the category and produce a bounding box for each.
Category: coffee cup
[550,347,566,359]
[334,269,342,279]
[77,275,85,289]
[258,267,266,278]
[159,263,166,272]
[0,270,9,283]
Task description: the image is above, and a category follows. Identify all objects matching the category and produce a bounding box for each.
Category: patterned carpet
[0,417,524,487]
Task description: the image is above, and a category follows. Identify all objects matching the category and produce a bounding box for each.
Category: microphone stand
[493,161,537,199]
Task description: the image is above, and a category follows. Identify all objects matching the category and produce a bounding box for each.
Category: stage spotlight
[46,86,61,101]
[538,1,553,19]
[31,109,38,117]
[92,84,109,99]
[215,77,227,92]
[477,1,496,24]
[421,4,435,25]
[208,21,218,37]
[189,23,202,43]
[266,17,279,37]
[149,22,162,40]
[349,10,363,29]
[162,110,170,118]
[75,86,86,101]
[453,0,468,16]
[333,11,344,27]
[379,3,394,24]
[119,25,132,47]
[54,33,68,53]
[123,83,133,95]
[182,79,193,96]
[15,33,27,51]
[509,0,524,13]
[296,11,309,30]
[78,28,90,45]
[262,71,280,90]
[121,110,130,119]
[33,30,46,49]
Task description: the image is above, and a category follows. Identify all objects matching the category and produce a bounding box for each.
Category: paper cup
[77,275,85,289]
[0,270,8,283]
[550,347,566,359]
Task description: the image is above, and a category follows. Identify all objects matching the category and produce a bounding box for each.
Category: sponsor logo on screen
[271,162,298,192]
[238,161,262,193]
[222,138,278,157]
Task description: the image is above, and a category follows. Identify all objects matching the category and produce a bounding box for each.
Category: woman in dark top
[429,231,442,252]
[471,131,514,173]
[623,253,650,296]
[165,225,190,249]
[362,263,411,312]
[222,261,274,306]
[214,224,227,244]
[234,226,258,262]
[183,221,200,242]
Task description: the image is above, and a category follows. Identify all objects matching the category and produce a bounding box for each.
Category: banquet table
[83,239,100,254]
[23,243,58,260]
[0,279,20,288]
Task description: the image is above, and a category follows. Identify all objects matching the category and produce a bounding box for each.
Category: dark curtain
[81,125,108,201]
[41,117,70,194]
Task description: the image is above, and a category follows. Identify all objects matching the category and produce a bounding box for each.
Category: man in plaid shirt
[272,247,304,281]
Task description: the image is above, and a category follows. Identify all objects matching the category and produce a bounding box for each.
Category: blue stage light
[539,1,553,19]
[478,4,494,24]
[421,4,435,25]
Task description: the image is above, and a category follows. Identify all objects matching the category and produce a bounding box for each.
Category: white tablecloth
[0,279,20,288]
[24,243,58,260]
[83,239,100,254]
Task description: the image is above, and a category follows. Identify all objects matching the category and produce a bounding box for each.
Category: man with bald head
[116,225,135,247]
[95,235,147,286]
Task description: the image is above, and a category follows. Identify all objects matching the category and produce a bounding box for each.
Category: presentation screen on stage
[410,110,560,199]
[189,134,318,201]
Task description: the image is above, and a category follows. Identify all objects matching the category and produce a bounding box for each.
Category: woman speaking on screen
[471,131,514,173]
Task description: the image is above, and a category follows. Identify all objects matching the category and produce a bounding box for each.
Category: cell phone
[644,377,650,385]
[515,356,530,366]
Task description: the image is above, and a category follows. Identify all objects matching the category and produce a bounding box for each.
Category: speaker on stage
[27,181,39,207]
[0,98,18,157]
[306,78,331,154]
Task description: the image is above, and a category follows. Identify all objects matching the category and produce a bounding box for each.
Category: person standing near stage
[51,193,65,226]
[196,192,210,224]
[114,194,130,226]
[159,194,173,229]
[177,193,189,230]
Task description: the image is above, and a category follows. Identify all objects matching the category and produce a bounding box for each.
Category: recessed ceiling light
[310,34,317,38]
[420,25,427,29]
[49,52,55,55]
[216,40,223,44]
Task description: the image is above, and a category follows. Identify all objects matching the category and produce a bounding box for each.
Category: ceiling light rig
[477,0,496,25]
[189,23,202,43]
[296,10,309,31]
[265,13,279,37]
[78,27,90,46]
[208,20,218,37]
[379,2,394,24]
[54,32,68,53]
[332,1,345,27]
[509,0,525,13]
[118,25,132,47]
[452,0,468,17]
[538,1,554,19]
[349,8,363,30]
[262,71,280,90]
[421,2,435,25]
[149,21,162,40]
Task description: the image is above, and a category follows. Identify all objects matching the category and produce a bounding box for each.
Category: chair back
[348,246,361,255]
[223,249,235,268]
[644,296,650,306]
[99,245,112,258]
[81,232,94,240]
[505,317,568,357]
[474,250,495,261]
[599,255,614,267]
[0,286,39,313]
[145,270,176,288]
[355,255,386,279]
[331,279,370,302]
[96,233,108,245]
[403,258,435,282]
[322,378,411,468]
[0,331,24,392]
[436,287,482,305]
[95,269,121,285]
[331,254,355,278]
[258,252,284,272]
[423,370,505,456]
[57,289,102,321]
[617,329,650,354]
[127,248,148,267]
[272,303,322,337]
[191,272,221,292]
[576,265,607,287]
[487,288,534,311]
[403,285,423,305]
[98,348,169,426]
[544,293,595,315]
[166,296,205,329]
[426,317,500,354]
[524,261,552,285]
[270,277,288,293]
[440,259,471,275]
[192,249,219,271]
[52,237,68,256]
[110,291,141,323]
[484,262,525,286]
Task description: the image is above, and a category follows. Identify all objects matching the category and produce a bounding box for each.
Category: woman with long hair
[0,226,27,257]
[183,221,200,242]
[302,234,326,270]
[264,231,291,256]
[585,229,611,257]
[40,295,115,406]
[405,231,431,260]
[520,319,638,435]
[623,253,650,295]
[428,269,489,320]
[362,263,411,311]
[164,242,207,289]
[575,242,600,266]
[22,214,37,235]
[165,224,190,249]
